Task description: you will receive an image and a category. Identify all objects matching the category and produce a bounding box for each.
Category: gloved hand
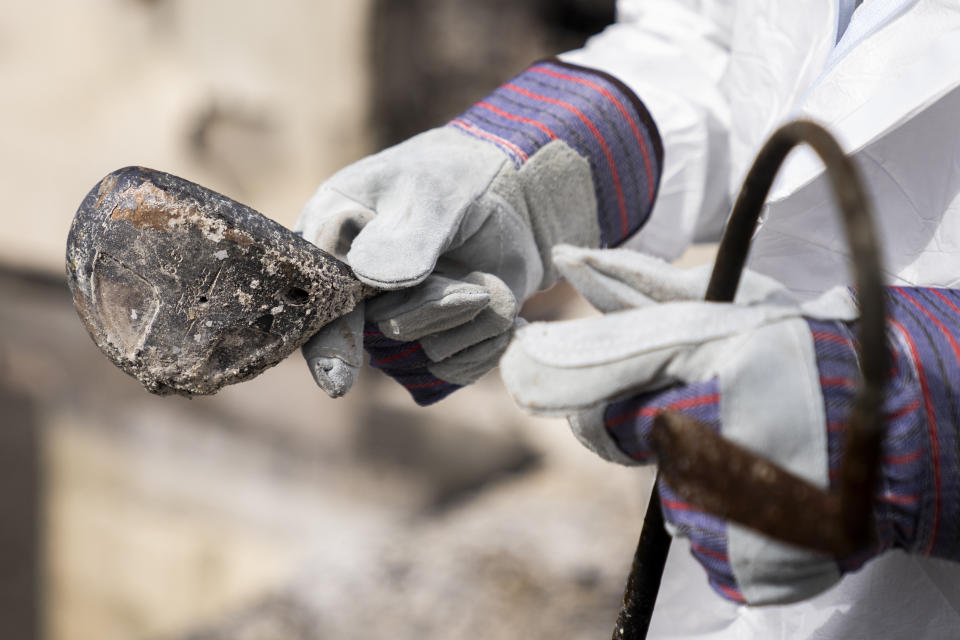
[296,60,662,405]
[501,245,959,605]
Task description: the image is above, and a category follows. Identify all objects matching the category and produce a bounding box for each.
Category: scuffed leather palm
[501,246,959,605]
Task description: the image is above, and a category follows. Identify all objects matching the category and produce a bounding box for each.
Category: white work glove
[502,245,955,605]
[500,244,855,426]
[295,127,598,403]
[296,60,663,404]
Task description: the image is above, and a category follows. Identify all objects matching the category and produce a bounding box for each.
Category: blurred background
[0,1,714,638]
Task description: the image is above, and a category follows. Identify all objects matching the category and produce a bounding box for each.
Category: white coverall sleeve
[561,0,735,260]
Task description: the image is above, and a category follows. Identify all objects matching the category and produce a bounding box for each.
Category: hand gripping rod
[612,120,887,639]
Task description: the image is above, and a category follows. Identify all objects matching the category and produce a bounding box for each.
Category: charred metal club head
[66,166,369,396]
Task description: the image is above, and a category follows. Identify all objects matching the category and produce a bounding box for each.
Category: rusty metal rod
[611,483,671,640]
[612,119,886,639]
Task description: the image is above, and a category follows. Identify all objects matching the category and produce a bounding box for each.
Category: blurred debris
[0,384,41,640]
[0,0,373,273]
[181,594,320,640]
[353,402,539,512]
[172,462,642,640]
[187,99,285,196]
[0,252,645,640]
[370,0,616,146]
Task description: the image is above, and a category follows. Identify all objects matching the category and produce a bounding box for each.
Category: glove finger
[419,272,517,361]
[308,357,359,399]
[295,187,375,260]
[500,302,798,414]
[428,327,515,386]
[366,273,492,342]
[301,304,365,397]
[553,244,702,312]
[552,244,797,311]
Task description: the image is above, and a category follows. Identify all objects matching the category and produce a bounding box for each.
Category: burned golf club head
[66,166,371,396]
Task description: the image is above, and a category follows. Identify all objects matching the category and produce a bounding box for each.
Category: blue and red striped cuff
[604,381,721,464]
[450,59,663,247]
[602,286,960,600]
[815,287,960,566]
[604,379,744,603]
[363,324,461,406]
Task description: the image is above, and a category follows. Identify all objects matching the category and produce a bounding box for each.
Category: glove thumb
[297,184,454,291]
[302,304,365,397]
[347,205,466,290]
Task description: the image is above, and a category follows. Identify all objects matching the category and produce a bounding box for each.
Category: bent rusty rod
[611,120,886,639]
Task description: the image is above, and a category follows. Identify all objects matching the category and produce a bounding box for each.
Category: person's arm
[296,0,737,404]
[563,0,736,258]
[501,245,960,604]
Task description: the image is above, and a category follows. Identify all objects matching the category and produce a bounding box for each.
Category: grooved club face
[66,166,367,396]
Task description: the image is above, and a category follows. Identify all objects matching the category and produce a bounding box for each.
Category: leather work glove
[501,245,960,605]
[295,60,662,405]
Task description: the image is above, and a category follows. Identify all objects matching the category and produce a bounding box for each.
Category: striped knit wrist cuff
[449,59,663,247]
[603,380,745,603]
[363,324,461,406]
[811,286,960,567]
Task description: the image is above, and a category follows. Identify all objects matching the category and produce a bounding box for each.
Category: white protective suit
[558,0,960,637]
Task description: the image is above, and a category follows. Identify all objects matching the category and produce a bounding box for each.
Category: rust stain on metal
[224,228,254,247]
[110,181,255,247]
[110,181,184,232]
